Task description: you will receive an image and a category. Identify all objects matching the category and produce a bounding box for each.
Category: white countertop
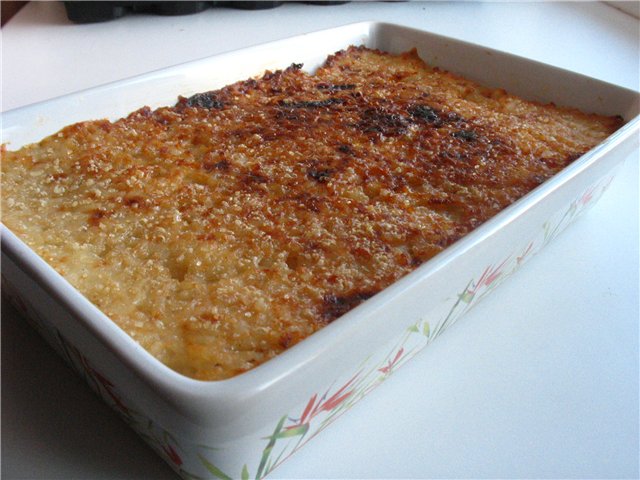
[2,2,638,479]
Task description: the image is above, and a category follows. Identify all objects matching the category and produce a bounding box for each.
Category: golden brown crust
[1,46,622,380]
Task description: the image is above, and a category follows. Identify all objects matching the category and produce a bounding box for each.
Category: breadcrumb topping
[1,47,622,380]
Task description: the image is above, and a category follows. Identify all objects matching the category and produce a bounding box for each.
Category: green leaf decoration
[241,464,250,480]
[408,324,419,333]
[569,201,577,214]
[198,454,233,480]
[272,423,309,439]
[256,415,287,479]
[261,415,287,442]
[459,291,474,304]
[269,442,290,474]
[422,321,430,337]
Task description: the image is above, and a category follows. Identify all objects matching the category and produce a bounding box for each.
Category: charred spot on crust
[278,98,344,109]
[321,291,376,323]
[337,144,353,154]
[239,78,259,91]
[183,92,224,109]
[316,83,356,92]
[408,105,463,128]
[408,105,442,124]
[452,129,478,142]
[358,108,411,136]
[307,168,333,183]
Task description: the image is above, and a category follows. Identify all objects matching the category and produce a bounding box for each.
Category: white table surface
[1,2,638,479]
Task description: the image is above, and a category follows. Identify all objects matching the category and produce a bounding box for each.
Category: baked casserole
[1,46,622,380]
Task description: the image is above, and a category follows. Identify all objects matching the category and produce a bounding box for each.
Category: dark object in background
[2,1,28,26]
[64,1,349,23]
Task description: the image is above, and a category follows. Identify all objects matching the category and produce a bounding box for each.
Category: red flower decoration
[578,187,595,207]
[79,355,131,416]
[470,259,508,295]
[378,348,405,375]
[287,372,360,430]
[162,443,183,466]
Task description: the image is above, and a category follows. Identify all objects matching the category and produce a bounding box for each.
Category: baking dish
[1,21,638,479]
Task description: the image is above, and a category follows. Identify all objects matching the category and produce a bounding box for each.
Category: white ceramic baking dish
[2,22,638,479]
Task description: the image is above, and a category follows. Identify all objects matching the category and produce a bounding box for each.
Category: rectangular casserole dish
[2,22,639,479]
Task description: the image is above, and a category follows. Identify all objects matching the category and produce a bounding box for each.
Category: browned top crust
[1,46,622,380]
